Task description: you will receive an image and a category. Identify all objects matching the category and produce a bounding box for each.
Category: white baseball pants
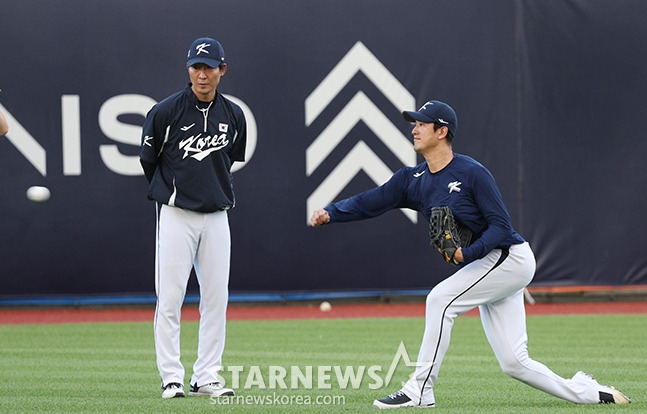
[154,204,230,387]
[402,242,601,405]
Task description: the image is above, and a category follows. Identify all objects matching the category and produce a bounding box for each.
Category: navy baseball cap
[187,37,226,68]
[403,100,457,136]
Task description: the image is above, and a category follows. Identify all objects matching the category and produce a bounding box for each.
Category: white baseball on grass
[319,301,332,312]
[26,186,51,202]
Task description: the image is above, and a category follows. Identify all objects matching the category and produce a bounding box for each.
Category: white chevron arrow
[305,41,418,224]
[305,41,414,126]
[306,91,414,176]
[306,141,417,223]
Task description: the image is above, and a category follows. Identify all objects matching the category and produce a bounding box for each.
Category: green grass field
[0,313,644,413]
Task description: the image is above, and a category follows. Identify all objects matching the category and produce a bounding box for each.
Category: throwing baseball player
[309,100,630,408]
[140,37,247,399]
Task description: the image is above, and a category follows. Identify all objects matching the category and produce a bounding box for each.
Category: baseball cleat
[189,382,234,397]
[373,390,435,409]
[572,371,631,404]
[599,387,631,404]
[161,382,185,399]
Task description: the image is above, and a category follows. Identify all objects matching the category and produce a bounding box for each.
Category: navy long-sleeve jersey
[324,153,524,264]
[140,84,247,213]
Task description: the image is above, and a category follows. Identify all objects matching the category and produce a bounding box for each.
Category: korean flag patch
[219,123,229,133]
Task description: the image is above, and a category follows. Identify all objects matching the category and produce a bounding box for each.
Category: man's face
[188,63,227,101]
[411,121,447,154]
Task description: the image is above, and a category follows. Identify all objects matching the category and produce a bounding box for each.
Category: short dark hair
[433,122,454,143]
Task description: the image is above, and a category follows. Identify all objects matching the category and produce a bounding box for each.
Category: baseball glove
[429,206,473,265]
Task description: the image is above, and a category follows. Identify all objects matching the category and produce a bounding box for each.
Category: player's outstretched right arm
[0,108,8,136]
[309,209,330,227]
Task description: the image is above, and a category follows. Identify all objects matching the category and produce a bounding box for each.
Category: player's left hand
[453,247,464,263]
[429,206,472,265]
[436,247,464,263]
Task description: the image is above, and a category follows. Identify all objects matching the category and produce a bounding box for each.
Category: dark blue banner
[1,0,645,299]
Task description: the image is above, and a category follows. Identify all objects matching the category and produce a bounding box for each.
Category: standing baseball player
[140,37,247,399]
[309,100,630,408]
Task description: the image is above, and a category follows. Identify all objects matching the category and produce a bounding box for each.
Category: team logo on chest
[179,131,229,161]
[448,181,462,193]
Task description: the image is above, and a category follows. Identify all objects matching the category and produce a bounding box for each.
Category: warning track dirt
[1,301,646,325]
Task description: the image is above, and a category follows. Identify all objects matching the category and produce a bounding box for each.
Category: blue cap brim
[187,57,225,68]
[402,110,434,123]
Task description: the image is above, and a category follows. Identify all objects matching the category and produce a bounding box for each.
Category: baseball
[26,186,51,202]
[319,301,332,312]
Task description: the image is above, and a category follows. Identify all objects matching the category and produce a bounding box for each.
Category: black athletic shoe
[373,390,435,409]
[189,382,235,397]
